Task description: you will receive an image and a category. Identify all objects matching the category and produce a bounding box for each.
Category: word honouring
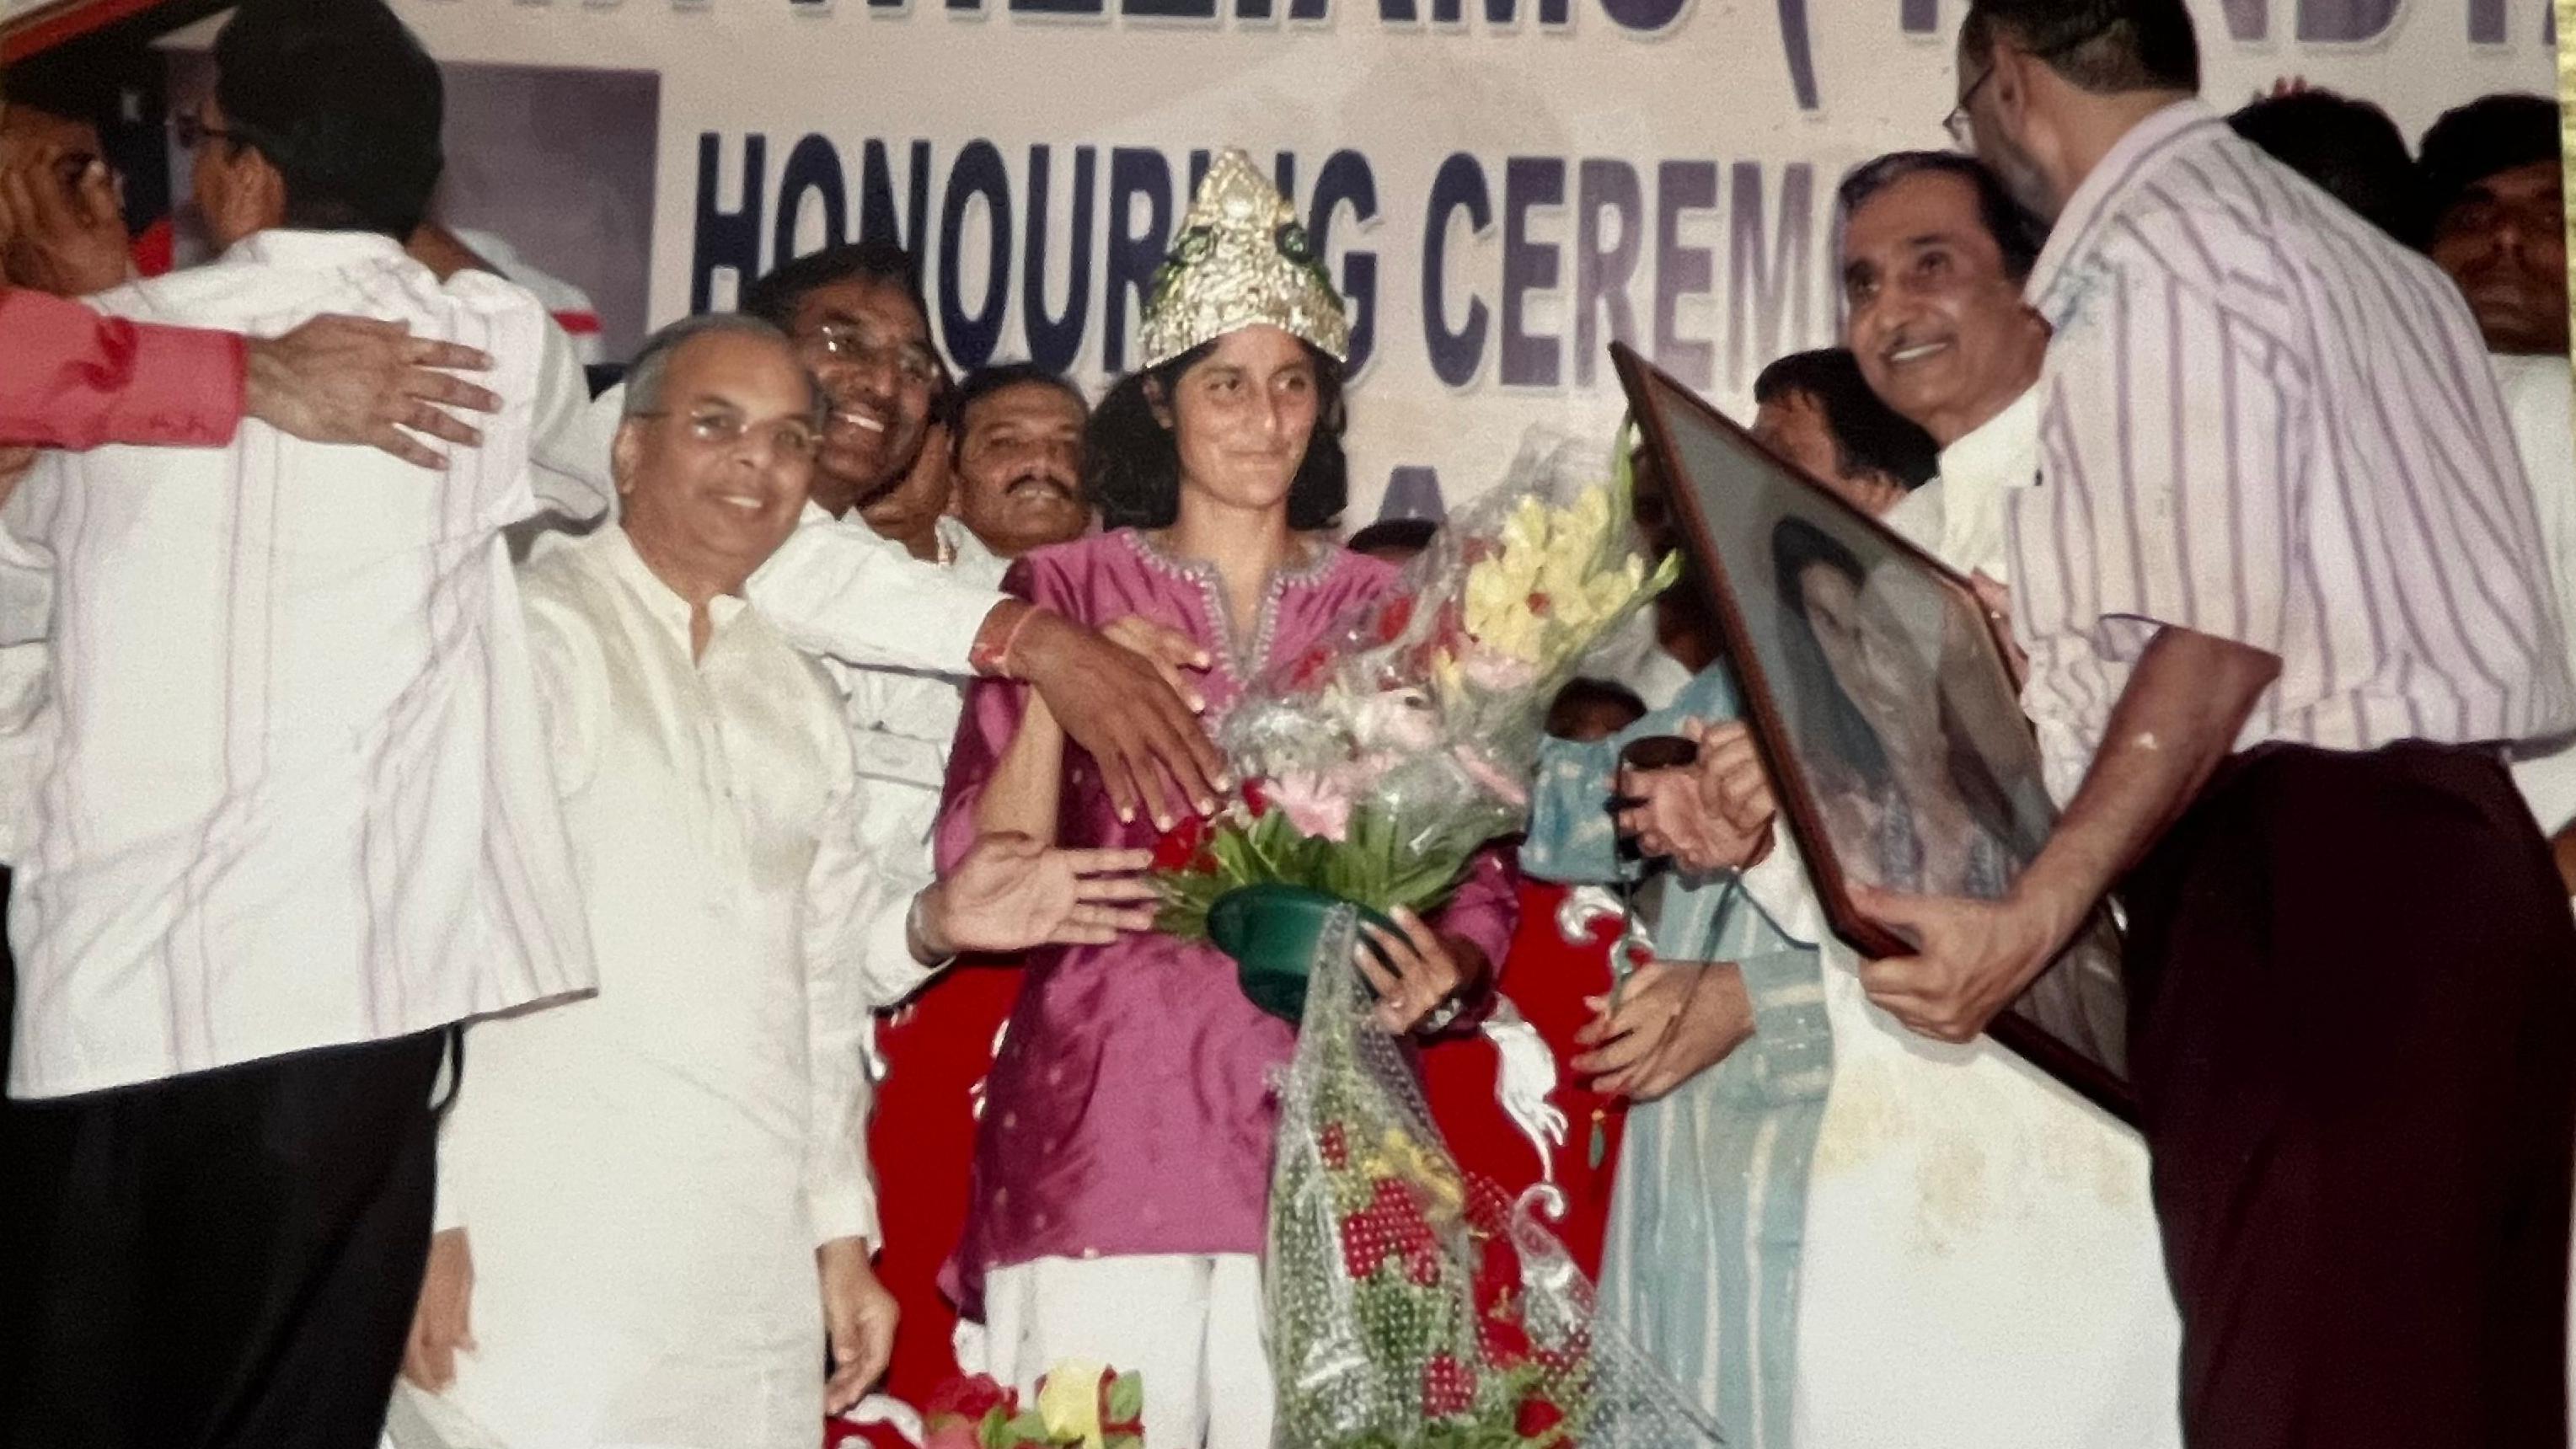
[694,138,1840,398]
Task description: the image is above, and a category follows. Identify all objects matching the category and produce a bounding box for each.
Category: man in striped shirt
[1856,2,2576,1444]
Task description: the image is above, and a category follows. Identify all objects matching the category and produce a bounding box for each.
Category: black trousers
[2123,741,2576,1449]
[0,1029,447,1449]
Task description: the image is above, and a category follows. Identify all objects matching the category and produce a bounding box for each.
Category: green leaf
[1106,1370,1143,1422]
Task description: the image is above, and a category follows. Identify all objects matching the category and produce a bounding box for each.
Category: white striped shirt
[0,231,597,1099]
[2005,101,2576,803]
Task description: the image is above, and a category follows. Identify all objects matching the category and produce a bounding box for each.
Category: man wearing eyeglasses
[0,98,505,479]
[388,313,1158,1448]
[1857,2,2576,1445]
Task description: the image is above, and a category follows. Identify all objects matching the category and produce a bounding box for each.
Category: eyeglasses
[1946,20,2115,152]
[799,323,942,387]
[632,408,822,461]
[1943,65,1996,150]
[168,113,237,151]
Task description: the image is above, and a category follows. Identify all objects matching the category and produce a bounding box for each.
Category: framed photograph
[1609,343,2134,1126]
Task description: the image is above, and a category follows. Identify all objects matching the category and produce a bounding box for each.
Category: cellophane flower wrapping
[1267,906,1727,1446]
[1155,431,1681,934]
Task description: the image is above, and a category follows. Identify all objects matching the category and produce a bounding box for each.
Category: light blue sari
[1520,666,1831,1449]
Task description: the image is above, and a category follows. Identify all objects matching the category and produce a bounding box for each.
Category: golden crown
[1136,148,1352,371]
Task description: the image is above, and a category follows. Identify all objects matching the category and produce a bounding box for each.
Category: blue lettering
[860,140,932,254]
[1023,145,1097,375]
[1573,158,1642,387]
[1653,159,1717,389]
[2299,0,2401,41]
[1598,0,1687,33]
[773,133,849,266]
[1777,0,1819,109]
[1500,156,1565,388]
[1380,465,1448,521]
[692,131,765,313]
[1102,147,1174,375]
[1428,0,1571,28]
[938,140,1013,369]
[1727,161,1813,390]
[1422,152,1492,388]
[1309,149,1381,375]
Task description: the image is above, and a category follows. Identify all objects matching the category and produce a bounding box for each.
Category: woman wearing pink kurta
[933,151,1516,1449]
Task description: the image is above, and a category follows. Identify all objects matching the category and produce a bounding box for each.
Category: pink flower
[1270,769,1353,842]
[1451,745,1529,810]
[1460,644,1538,693]
[1353,687,1443,753]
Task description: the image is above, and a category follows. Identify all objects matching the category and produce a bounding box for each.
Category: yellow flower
[1036,1360,1111,1448]
[1498,495,1552,560]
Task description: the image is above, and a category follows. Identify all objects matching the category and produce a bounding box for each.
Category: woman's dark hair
[212,0,445,239]
[1754,349,1941,492]
[1770,516,1893,790]
[1084,338,1349,532]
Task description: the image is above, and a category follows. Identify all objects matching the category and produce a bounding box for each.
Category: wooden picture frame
[1610,342,2136,1126]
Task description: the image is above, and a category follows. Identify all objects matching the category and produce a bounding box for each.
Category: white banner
[387,0,2559,516]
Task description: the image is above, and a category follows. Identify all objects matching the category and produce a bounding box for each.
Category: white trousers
[968,1254,1272,1449]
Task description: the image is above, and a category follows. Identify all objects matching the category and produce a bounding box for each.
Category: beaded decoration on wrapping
[1267,903,1727,1447]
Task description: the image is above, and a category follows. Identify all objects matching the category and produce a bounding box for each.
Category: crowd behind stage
[3,0,2574,1446]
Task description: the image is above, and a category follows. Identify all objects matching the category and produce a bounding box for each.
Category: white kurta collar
[595,523,752,654]
[220,228,411,270]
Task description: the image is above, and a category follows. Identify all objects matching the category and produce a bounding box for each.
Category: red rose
[1243,778,1272,818]
[1405,1245,1441,1286]
[1376,594,1417,643]
[1149,814,1209,871]
[924,1374,1014,1420]
[1339,1208,1390,1280]
[1422,1353,1478,1417]
[1517,1398,1568,1436]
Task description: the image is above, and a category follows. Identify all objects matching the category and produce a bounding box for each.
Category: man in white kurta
[390,316,1154,1449]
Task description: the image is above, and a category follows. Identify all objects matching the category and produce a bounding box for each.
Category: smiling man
[949,362,1093,561]
[744,239,951,555]
[393,315,1157,1447]
[1836,151,2049,580]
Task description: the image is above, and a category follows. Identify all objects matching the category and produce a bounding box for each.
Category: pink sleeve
[0,287,244,450]
[1429,845,1521,1034]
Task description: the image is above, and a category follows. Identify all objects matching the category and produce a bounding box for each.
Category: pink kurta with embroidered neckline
[935,528,1516,1316]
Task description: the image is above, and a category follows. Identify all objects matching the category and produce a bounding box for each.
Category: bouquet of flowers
[1267,907,1725,1446]
[921,1366,1143,1449]
[1153,433,1676,1009]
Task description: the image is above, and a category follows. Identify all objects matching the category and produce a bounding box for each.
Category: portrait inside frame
[1609,343,2135,1126]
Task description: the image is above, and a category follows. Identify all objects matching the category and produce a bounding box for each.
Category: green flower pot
[1206,883,1395,1023]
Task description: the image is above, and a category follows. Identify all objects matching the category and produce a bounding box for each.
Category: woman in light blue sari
[1522,662,1829,1449]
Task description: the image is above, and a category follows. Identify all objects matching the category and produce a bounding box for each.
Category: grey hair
[620,312,824,423]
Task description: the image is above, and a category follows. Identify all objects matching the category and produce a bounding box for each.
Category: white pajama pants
[967,1254,1272,1449]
